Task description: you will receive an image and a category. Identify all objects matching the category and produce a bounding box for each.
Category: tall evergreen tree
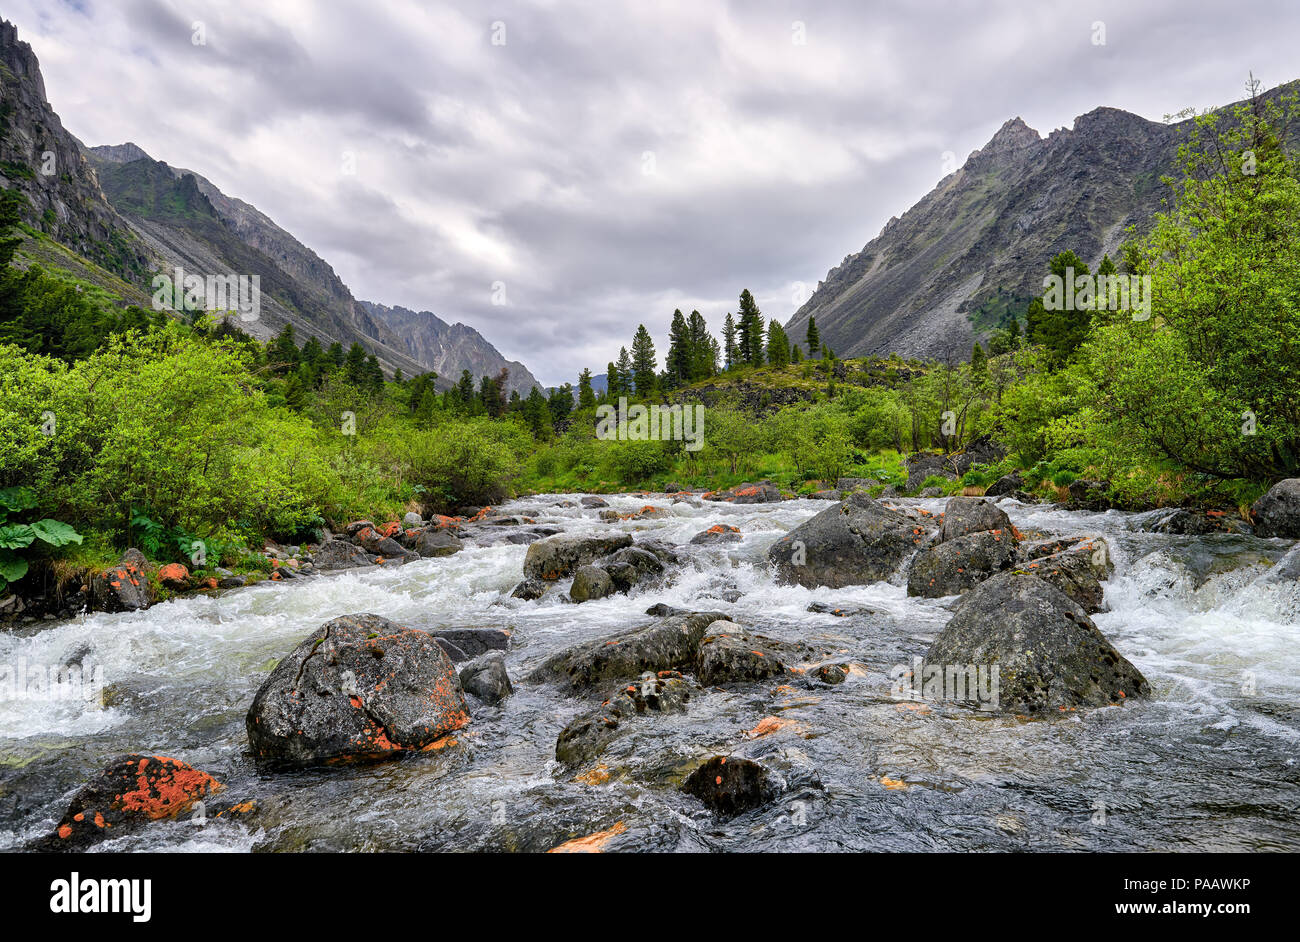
[737,289,765,365]
[970,341,987,379]
[722,312,738,370]
[577,368,596,409]
[686,310,715,380]
[666,308,691,386]
[267,323,299,376]
[805,316,820,354]
[615,347,634,396]
[766,319,790,367]
[344,342,368,386]
[630,325,657,396]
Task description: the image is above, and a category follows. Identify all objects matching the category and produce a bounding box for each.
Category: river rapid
[1,494,1297,852]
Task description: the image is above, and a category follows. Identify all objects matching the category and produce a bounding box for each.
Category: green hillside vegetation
[0,85,1295,594]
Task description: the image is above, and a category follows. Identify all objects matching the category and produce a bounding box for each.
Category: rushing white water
[2,494,1297,852]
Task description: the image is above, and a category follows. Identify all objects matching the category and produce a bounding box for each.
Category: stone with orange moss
[690,523,743,545]
[695,622,825,686]
[89,550,151,612]
[246,613,470,767]
[44,754,222,849]
[156,562,190,589]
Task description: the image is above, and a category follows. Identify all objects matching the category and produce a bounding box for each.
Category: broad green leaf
[0,487,37,513]
[29,519,83,547]
[0,550,28,584]
[0,525,36,550]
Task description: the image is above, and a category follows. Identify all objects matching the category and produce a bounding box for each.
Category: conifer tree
[577,368,596,409]
[766,319,791,367]
[722,312,738,369]
[666,309,691,386]
[631,324,657,396]
[805,316,820,355]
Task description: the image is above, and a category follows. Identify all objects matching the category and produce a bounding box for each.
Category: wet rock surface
[246,613,470,766]
[768,492,928,588]
[926,572,1150,713]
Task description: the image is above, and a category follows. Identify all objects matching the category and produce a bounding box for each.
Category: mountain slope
[786,86,1296,361]
[0,17,541,390]
[358,300,542,395]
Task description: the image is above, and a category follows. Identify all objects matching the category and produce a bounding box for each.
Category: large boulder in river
[768,491,926,588]
[529,611,726,691]
[1252,479,1300,538]
[906,530,1019,597]
[246,613,469,766]
[939,496,1015,542]
[44,754,223,849]
[523,532,633,581]
[1014,537,1113,613]
[599,545,665,591]
[925,572,1149,713]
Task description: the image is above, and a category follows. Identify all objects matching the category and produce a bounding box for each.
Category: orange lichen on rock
[547,820,627,853]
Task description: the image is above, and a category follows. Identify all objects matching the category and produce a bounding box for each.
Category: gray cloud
[13,0,1299,384]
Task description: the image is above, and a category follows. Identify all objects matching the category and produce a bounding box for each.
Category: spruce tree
[737,289,765,365]
[766,319,790,367]
[630,324,657,396]
[616,347,634,396]
[666,309,691,386]
[267,323,299,376]
[722,312,738,369]
[805,316,820,355]
[970,341,987,379]
[344,342,368,386]
[687,310,714,381]
[578,368,596,409]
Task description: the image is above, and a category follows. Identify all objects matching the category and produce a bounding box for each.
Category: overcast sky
[10,0,1299,385]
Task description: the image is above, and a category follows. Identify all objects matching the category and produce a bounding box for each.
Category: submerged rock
[682,756,777,816]
[768,491,925,588]
[695,622,787,685]
[246,613,469,766]
[925,572,1150,713]
[511,578,548,600]
[555,671,695,766]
